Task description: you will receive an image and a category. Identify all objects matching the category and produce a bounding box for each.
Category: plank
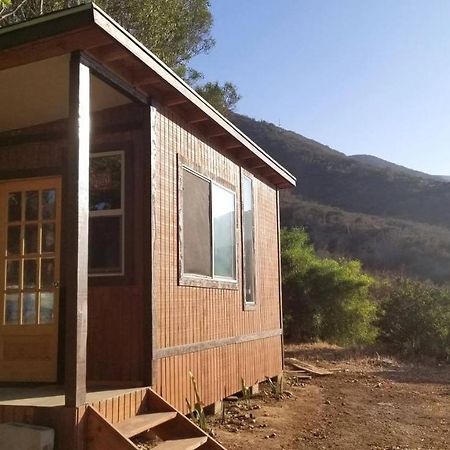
[153,437,208,450]
[284,358,332,376]
[86,407,138,450]
[63,51,90,407]
[116,412,177,438]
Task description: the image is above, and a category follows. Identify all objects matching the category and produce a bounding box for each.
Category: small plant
[265,375,283,398]
[241,378,251,403]
[186,371,208,431]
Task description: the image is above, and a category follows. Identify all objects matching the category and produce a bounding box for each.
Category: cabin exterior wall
[152,106,283,411]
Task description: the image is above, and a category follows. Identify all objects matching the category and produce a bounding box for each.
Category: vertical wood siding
[153,107,282,411]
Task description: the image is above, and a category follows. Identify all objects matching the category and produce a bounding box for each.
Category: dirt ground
[210,343,449,450]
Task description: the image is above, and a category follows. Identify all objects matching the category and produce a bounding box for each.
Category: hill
[231,113,450,283]
[232,113,450,230]
[349,154,439,180]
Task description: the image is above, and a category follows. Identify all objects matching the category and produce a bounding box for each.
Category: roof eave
[0,3,296,188]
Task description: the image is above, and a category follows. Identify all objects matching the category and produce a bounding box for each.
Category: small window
[88,151,124,276]
[181,166,236,283]
[242,175,256,305]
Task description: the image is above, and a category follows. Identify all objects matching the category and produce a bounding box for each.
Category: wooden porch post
[63,52,90,407]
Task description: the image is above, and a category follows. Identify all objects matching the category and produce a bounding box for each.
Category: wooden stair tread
[152,436,208,450]
[116,412,177,438]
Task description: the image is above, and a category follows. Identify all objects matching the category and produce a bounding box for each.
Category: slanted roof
[0,3,296,188]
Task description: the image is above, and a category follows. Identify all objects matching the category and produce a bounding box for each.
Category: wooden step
[116,412,177,438]
[153,436,208,450]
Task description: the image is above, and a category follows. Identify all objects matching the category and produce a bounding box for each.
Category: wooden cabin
[0,3,295,449]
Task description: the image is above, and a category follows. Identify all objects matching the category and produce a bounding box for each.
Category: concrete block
[250,382,260,395]
[204,399,223,416]
[0,422,54,450]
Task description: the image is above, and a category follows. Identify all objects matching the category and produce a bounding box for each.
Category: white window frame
[88,150,125,277]
[180,164,238,288]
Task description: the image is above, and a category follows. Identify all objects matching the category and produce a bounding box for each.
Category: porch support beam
[63,52,90,407]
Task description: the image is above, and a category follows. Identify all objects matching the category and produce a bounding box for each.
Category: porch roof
[0,3,296,189]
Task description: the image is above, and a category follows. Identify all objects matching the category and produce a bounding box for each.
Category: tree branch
[0,0,29,22]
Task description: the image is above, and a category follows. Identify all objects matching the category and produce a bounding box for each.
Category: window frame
[178,161,239,290]
[241,171,257,310]
[88,150,125,277]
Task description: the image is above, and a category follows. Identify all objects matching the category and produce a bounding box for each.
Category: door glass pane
[41,259,55,289]
[39,292,54,324]
[8,192,21,222]
[25,191,39,221]
[24,224,38,254]
[212,184,236,279]
[22,293,36,324]
[42,223,55,253]
[5,293,19,324]
[7,226,21,255]
[6,260,20,289]
[90,154,122,211]
[41,189,56,220]
[23,259,37,289]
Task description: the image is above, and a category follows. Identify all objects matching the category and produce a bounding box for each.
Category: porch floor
[0,386,141,407]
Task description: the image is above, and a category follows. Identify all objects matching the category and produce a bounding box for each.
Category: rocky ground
[210,343,449,450]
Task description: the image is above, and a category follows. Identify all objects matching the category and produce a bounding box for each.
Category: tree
[281,227,377,345]
[377,277,450,359]
[195,81,241,115]
[0,0,240,114]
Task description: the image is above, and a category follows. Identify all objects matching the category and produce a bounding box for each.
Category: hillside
[232,113,450,230]
[231,113,450,283]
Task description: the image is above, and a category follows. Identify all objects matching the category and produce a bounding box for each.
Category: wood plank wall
[152,107,283,411]
[0,105,146,386]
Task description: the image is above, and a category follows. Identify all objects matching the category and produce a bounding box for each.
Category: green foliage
[377,278,450,359]
[280,192,450,285]
[195,81,241,115]
[186,371,208,431]
[95,0,214,69]
[240,378,251,403]
[281,227,378,345]
[265,376,283,398]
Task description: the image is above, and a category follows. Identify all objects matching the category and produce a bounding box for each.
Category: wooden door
[0,177,61,382]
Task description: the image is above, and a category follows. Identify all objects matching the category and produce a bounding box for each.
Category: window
[181,166,236,284]
[88,151,124,276]
[242,175,256,305]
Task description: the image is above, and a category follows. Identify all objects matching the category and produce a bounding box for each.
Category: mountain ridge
[230,113,450,283]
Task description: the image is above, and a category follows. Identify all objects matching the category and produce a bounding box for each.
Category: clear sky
[191,0,450,175]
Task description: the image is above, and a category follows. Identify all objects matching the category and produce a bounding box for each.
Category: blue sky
[191,1,450,175]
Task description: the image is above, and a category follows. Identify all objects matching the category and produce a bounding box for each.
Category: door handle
[53,281,60,288]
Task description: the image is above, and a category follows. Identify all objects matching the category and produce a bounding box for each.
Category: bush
[377,278,450,359]
[281,227,378,345]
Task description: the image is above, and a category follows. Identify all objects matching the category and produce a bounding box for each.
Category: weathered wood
[80,52,148,104]
[86,406,138,450]
[115,412,176,438]
[63,52,90,407]
[153,437,208,450]
[155,329,282,359]
[285,358,333,376]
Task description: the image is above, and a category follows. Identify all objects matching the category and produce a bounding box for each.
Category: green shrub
[377,278,450,359]
[281,227,378,345]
